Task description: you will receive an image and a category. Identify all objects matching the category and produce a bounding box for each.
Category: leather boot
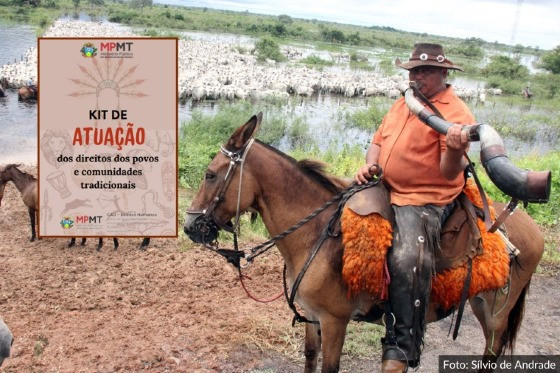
[381,359,407,373]
[382,205,443,367]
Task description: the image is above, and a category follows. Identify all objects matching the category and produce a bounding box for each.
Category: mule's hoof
[96,245,102,251]
[30,237,36,242]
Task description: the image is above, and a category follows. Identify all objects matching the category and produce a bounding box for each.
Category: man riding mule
[355,43,550,372]
[184,118,548,372]
[354,43,475,372]
[184,51,550,373]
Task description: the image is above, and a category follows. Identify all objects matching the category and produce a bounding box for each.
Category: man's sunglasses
[409,66,441,75]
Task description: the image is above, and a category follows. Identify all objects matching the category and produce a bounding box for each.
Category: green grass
[376,57,398,75]
[349,60,374,71]
[538,226,560,275]
[0,0,68,31]
[344,101,388,131]
[343,323,384,357]
[139,27,181,38]
[315,42,346,53]
[486,93,560,111]
[300,54,334,67]
[255,37,286,62]
[179,100,317,188]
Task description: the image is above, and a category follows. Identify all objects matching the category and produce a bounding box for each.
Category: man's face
[409,66,447,98]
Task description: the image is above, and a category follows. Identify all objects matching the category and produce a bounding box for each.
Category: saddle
[344,184,483,272]
[341,181,509,309]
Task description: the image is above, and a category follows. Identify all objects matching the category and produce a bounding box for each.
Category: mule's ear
[227,112,262,150]
[3,164,18,171]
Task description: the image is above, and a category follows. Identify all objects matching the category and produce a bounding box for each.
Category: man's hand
[441,124,470,180]
[446,124,469,152]
[354,163,379,185]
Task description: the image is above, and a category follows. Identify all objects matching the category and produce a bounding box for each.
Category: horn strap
[410,85,492,231]
[403,86,551,204]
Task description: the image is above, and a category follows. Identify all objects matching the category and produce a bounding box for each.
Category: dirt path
[0,166,558,372]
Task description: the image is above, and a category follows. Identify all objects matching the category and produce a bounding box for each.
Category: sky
[154,0,560,50]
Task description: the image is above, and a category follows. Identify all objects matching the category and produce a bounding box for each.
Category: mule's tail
[500,279,530,355]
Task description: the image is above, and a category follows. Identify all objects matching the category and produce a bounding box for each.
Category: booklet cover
[38,38,178,238]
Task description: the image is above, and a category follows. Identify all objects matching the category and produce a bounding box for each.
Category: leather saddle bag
[435,193,483,272]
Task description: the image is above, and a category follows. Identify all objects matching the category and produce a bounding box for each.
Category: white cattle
[1,19,485,104]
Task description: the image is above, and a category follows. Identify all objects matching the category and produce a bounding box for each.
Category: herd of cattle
[0,20,503,104]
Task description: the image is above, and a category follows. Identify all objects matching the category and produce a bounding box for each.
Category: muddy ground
[0,166,558,372]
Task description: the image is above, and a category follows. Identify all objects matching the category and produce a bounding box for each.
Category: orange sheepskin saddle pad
[341,180,509,310]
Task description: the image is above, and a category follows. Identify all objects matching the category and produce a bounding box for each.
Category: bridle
[189,139,255,231]
[185,138,256,265]
[185,137,286,302]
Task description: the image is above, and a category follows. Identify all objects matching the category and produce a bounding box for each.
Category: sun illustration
[68,57,147,125]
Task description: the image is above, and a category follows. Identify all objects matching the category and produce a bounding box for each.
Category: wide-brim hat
[395,43,463,71]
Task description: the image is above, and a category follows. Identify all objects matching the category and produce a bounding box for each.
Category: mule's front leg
[319,316,348,373]
[28,207,36,242]
[304,322,322,373]
[96,238,104,251]
[138,237,149,250]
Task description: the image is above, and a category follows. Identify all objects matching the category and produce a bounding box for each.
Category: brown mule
[0,164,38,241]
[184,114,544,373]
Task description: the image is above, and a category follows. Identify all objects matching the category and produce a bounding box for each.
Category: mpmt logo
[76,215,103,224]
[60,217,74,229]
[80,42,97,58]
[100,42,133,52]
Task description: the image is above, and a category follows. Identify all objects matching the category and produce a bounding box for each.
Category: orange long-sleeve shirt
[372,86,475,207]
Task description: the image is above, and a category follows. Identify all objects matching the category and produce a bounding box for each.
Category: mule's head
[184,113,262,244]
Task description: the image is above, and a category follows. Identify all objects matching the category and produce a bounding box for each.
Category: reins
[284,178,381,325]
[193,139,382,317]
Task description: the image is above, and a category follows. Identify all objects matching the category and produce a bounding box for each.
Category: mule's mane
[2,164,36,181]
[255,140,346,194]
